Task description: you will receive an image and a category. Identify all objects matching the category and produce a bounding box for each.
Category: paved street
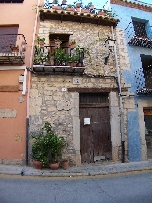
[0,171,152,203]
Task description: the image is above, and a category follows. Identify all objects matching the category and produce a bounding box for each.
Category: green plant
[31,122,68,166]
[84,2,92,9]
[31,131,50,166]
[51,48,69,65]
[33,46,46,64]
[54,38,62,43]
[70,39,76,45]
[43,122,68,163]
[52,0,58,4]
[37,37,45,43]
[66,4,73,8]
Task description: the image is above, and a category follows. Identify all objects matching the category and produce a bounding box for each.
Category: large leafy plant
[31,122,68,165]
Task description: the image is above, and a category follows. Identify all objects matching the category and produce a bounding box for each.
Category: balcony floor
[33,65,85,75]
[0,53,25,65]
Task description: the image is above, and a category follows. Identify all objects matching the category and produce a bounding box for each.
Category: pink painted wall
[0,0,38,67]
[0,0,39,164]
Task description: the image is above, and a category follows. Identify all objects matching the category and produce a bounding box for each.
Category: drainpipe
[111,26,125,163]
[26,0,40,166]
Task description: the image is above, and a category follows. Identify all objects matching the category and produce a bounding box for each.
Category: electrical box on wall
[62,87,67,92]
[19,76,24,83]
[73,78,81,84]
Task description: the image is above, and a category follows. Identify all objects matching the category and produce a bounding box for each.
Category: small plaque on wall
[84,118,90,125]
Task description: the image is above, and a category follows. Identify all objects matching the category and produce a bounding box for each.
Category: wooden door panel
[80,107,111,163]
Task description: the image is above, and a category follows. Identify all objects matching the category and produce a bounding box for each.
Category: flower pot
[90,5,94,10]
[62,0,66,4]
[61,160,69,170]
[11,48,19,53]
[52,6,61,10]
[49,162,59,170]
[39,41,45,47]
[70,44,75,49]
[66,8,75,12]
[98,11,107,16]
[81,9,90,13]
[33,161,43,169]
[55,41,61,48]
[76,7,81,12]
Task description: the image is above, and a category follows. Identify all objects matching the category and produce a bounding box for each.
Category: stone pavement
[0,160,152,177]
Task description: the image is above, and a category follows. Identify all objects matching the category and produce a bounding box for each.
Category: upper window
[49,33,70,54]
[0,0,24,3]
[132,17,148,38]
[0,25,19,53]
[141,54,152,89]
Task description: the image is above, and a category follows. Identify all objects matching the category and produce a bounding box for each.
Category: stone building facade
[29,8,130,166]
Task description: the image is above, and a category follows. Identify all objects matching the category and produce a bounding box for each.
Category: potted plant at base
[61,158,69,170]
[31,130,50,169]
[49,135,68,170]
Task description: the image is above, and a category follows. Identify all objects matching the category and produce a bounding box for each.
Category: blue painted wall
[111,4,152,161]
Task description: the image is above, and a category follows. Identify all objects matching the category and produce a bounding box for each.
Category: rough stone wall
[29,21,127,166]
[38,20,115,77]
[29,75,118,166]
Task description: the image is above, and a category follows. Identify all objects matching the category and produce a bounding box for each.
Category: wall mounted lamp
[104,37,116,65]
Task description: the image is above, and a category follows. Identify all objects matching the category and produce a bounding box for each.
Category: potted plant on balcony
[37,37,45,47]
[66,4,75,12]
[10,44,19,53]
[33,46,46,65]
[54,38,62,48]
[52,0,61,10]
[52,48,68,66]
[69,39,76,49]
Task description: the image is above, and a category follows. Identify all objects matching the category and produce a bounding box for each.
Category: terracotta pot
[61,160,69,170]
[66,8,75,12]
[70,44,75,49]
[90,5,94,10]
[11,48,19,52]
[98,11,107,16]
[49,162,59,170]
[39,41,45,47]
[55,41,61,48]
[76,7,81,12]
[33,161,43,169]
[52,6,61,10]
[81,9,90,13]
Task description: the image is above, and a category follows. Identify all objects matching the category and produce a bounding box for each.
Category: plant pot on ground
[48,134,68,169]
[61,159,69,170]
[31,133,49,169]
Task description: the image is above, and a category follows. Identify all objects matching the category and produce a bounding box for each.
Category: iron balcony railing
[125,22,152,49]
[33,45,85,75]
[0,34,26,65]
[134,67,152,95]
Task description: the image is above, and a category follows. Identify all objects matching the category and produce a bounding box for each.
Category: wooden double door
[79,93,111,163]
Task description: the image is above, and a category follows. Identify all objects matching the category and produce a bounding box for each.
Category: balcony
[33,45,85,75]
[135,68,152,95]
[125,21,152,49]
[0,34,26,65]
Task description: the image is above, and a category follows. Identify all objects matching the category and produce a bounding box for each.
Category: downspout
[26,0,40,166]
[111,26,125,163]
